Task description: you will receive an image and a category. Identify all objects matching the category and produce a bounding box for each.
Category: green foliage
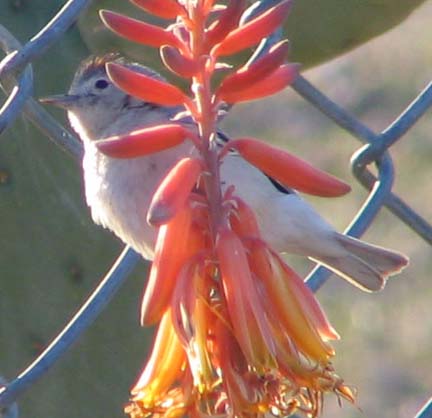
[286,0,427,67]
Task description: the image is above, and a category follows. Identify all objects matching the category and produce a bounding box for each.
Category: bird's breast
[82,141,192,259]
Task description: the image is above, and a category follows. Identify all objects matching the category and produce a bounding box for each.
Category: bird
[41,54,408,292]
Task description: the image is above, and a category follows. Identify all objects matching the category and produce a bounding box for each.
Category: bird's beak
[39,94,81,109]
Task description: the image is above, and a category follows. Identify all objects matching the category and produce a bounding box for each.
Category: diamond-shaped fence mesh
[0,1,431,418]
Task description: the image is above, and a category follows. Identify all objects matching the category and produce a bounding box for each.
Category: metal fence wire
[0,0,431,417]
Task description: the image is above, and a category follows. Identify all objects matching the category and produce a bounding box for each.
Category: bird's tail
[311,234,409,292]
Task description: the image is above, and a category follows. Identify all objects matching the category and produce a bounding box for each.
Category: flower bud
[100,10,181,48]
[106,62,189,106]
[148,157,203,226]
[228,138,351,197]
[96,124,190,159]
[213,0,293,56]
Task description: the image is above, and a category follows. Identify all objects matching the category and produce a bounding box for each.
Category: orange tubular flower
[227,137,352,197]
[131,310,187,403]
[228,197,261,238]
[129,0,185,20]
[202,0,246,52]
[212,0,293,56]
[106,62,190,106]
[96,124,191,158]
[216,227,276,370]
[218,63,299,103]
[147,157,203,226]
[140,205,204,326]
[247,241,335,362]
[170,262,216,391]
[216,40,290,99]
[160,46,200,78]
[267,248,341,342]
[99,10,182,49]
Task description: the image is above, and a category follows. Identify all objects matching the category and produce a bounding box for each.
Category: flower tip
[146,203,174,227]
[98,8,115,25]
[160,45,199,78]
[98,9,120,30]
[325,326,341,341]
[148,157,202,226]
[340,182,352,195]
[139,311,149,327]
[140,308,157,327]
[130,0,184,20]
[98,9,133,37]
[337,383,357,404]
[105,61,122,84]
[98,8,109,21]
[106,61,189,106]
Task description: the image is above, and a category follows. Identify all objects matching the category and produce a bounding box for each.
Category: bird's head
[40,54,170,141]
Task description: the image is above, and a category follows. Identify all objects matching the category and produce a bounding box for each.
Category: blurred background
[0,1,431,418]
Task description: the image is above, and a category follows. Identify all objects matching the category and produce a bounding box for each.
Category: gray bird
[41,55,408,292]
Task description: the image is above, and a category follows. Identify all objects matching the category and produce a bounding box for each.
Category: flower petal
[106,62,189,106]
[147,157,203,226]
[130,0,185,19]
[190,293,216,390]
[228,138,351,197]
[217,40,290,100]
[100,10,181,48]
[212,0,292,56]
[218,63,298,103]
[170,261,198,347]
[214,316,261,413]
[160,46,200,78]
[141,206,204,325]
[217,228,275,369]
[228,197,261,238]
[203,0,246,52]
[247,242,334,361]
[268,248,340,341]
[132,309,186,400]
[96,124,190,159]
[170,258,215,391]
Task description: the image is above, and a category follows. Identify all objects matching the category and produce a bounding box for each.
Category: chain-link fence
[0,1,431,418]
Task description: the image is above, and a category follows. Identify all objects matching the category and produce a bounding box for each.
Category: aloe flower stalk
[98,1,356,417]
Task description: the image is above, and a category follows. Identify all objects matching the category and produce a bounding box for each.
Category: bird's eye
[95,79,109,89]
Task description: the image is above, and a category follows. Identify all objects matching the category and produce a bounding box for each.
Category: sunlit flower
[225,138,351,197]
[98,1,356,417]
[106,62,190,106]
[96,124,192,158]
[126,198,355,418]
[147,157,203,226]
